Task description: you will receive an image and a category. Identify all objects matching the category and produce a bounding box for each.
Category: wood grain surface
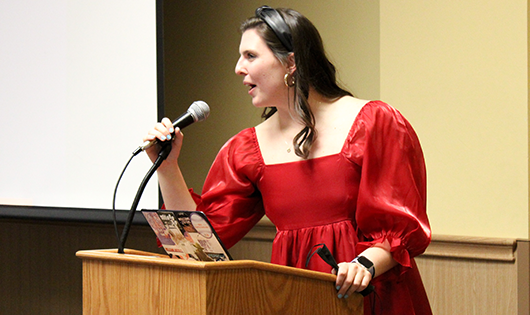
[77,249,363,314]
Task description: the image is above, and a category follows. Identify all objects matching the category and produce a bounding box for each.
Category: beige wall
[163,1,529,239]
[379,1,528,238]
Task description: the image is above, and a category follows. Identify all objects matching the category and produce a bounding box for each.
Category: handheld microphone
[133,100,210,155]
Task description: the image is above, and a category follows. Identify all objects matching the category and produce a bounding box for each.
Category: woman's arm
[334,240,397,299]
[143,118,197,210]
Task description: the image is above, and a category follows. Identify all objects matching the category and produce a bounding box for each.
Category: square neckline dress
[191,100,432,314]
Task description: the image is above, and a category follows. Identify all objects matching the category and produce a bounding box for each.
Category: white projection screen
[0,1,160,211]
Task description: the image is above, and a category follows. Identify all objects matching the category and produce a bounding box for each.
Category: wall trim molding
[249,218,521,262]
[423,234,517,262]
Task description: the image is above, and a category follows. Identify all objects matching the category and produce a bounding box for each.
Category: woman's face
[235,29,290,108]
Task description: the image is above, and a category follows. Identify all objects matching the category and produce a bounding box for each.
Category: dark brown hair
[241,8,352,159]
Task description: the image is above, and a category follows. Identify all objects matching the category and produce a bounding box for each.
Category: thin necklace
[279,127,293,154]
[278,113,299,154]
[284,139,292,153]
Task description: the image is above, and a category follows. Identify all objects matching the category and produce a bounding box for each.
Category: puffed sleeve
[348,101,431,275]
[192,128,265,249]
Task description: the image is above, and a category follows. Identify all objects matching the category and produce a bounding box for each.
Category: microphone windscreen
[189,101,210,122]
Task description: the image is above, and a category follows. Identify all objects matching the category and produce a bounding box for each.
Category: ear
[286,52,296,75]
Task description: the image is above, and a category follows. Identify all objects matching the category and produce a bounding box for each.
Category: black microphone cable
[112,154,136,246]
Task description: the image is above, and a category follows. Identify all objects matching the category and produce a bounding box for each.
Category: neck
[275,85,351,131]
[275,89,334,125]
[308,92,334,114]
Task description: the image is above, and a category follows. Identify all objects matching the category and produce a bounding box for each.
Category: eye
[246,52,256,60]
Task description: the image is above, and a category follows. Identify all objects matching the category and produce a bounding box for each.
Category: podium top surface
[77,248,336,283]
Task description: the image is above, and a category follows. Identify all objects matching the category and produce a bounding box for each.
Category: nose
[235,56,246,76]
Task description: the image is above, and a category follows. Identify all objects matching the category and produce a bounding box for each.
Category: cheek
[260,69,284,89]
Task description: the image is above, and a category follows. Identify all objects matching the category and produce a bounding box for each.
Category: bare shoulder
[254,114,276,134]
[337,96,370,114]
[322,96,370,128]
[254,113,281,148]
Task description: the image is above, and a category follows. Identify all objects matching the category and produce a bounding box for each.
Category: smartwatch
[352,256,375,278]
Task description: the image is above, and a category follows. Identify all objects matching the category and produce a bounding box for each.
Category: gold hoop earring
[284,73,295,87]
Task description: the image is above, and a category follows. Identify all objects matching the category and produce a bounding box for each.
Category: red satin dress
[191,101,432,314]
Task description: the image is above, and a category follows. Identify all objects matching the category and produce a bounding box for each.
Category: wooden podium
[76,249,363,314]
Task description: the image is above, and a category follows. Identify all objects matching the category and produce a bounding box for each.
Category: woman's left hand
[332,262,373,299]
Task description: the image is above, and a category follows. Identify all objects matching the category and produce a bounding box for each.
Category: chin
[251,99,267,108]
[250,95,280,109]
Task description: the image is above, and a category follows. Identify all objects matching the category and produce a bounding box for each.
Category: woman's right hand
[143,117,184,165]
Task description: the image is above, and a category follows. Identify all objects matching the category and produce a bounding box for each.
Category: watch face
[357,256,374,268]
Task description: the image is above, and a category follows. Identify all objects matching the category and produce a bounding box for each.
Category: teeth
[244,81,256,92]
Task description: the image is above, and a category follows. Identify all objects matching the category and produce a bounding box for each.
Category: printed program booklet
[142,209,231,262]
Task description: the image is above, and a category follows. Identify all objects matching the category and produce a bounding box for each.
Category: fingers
[161,117,174,132]
[335,262,372,299]
[143,117,175,143]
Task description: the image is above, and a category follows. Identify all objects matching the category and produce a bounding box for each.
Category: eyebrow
[239,49,256,56]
